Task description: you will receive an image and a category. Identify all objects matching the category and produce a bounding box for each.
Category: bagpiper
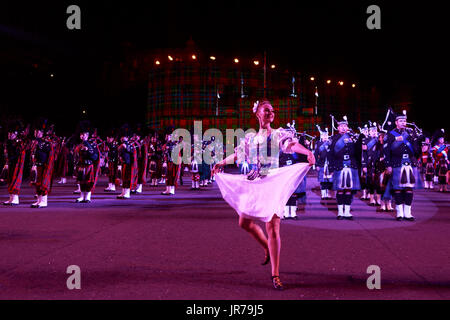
[117,124,138,199]
[279,122,304,220]
[30,118,56,208]
[329,116,361,220]
[73,121,100,203]
[54,135,70,185]
[361,121,384,206]
[161,129,182,195]
[199,137,212,187]
[148,132,162,187]
[131,124,149,194]
[420,136,434,189]
[359,124,370,200]
[431,129,448,192]
[314,125,333,200]
[2,120,28,206]
[104,129,120,192]
[383,110,423,221]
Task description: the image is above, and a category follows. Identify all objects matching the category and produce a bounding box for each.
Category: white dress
[215,128,311,222]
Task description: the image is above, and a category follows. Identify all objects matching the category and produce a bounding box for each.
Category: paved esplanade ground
[0,170,449,299]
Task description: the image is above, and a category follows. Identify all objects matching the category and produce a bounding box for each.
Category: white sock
[284,206,290,218]
[338,205,344,217]
[344,205,352,217]
[39,195,48,207]
[396,204,404,218]
[404,205,413,218]
[77,192,85,202]
[290,206,297,218]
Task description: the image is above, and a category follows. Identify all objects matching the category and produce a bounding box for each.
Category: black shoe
[404,217,415,221]
[292,216,298,220]
[337,215,344,220]
[396,217,403,221]
[344,216,354,220]
[81,200,91,203]
[272,276,284,290]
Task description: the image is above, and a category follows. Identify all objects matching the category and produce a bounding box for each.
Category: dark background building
[0,1,447,137]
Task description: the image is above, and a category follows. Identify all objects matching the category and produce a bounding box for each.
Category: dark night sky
[0,0,448,134]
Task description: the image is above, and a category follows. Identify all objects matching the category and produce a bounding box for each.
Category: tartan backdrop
[147,61,380,135]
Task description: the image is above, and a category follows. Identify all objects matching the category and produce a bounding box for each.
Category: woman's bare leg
[239,216,269,255]
[265,215,281,276]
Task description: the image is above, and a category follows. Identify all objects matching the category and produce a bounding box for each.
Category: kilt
[317,166,332,183]
[150,160,161,179]
[332,167,361,191]
[192,172,200,182]
[390,164,423,190]
[77,164,96,192]
[437,163,448,184]
[33,165,53,196]
[137,157,148,184]
[108,161,118,183]
[32,146,55,196]
[294,176,307,204]
[7,150,26,195]
[122,162,138,190]
[199,162,211,180]
[166,161,181,186]
[54,146,69,178]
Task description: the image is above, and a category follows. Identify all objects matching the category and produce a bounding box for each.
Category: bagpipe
[329,114,360,142]
[285,120,316,149]
[405,122,424,140]
[380,107,424,139]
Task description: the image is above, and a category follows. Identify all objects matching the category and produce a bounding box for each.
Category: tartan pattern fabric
[54,144,69,178]
[137,141,149,185]
[166,162,181,186]
[7,146,26,194]
[121,148,138,190]
[147,63,382,135]
[108,160,118,183]
[77,164,95,192]
[34,144,55,196]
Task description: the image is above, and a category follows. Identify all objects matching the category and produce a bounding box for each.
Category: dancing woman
[212,100,314,290]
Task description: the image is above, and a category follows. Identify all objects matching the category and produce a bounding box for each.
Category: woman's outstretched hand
[212,162,223,176]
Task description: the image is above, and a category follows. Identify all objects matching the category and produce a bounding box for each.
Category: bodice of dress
[235,128,298,172]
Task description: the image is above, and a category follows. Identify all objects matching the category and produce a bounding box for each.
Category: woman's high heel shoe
[272,276,284,290]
